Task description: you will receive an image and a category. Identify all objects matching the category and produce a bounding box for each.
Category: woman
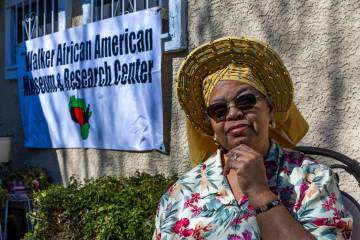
[153,37,353,239]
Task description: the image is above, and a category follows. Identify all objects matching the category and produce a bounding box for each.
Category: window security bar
[4,0,60,79]
[8,0,58,44]
[86,0,186,50]
[23,12,37,40]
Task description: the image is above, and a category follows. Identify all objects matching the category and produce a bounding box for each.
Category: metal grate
[91,0,159,21]
[88,0,170,39]
[6,0,59,66]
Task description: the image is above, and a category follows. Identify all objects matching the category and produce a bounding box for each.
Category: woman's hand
[223,144,273,205]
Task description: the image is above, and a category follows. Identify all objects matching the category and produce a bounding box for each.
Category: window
[87,0,187,52]
[90,0,168,35]
[4,0,62,79]
[91,0,160,22]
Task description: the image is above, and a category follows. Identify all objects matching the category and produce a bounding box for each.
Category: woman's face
[208,80,273,153]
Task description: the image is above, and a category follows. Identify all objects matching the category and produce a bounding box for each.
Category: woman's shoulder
[280,147,336,187]
[179,151,220,182]
[282,147,313,167]
[282,147,329,170]
[279,148,353,239]
[159,151,220,201]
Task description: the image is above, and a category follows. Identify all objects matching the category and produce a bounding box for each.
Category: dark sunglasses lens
[207,103,228,121]
[234,93,257,110]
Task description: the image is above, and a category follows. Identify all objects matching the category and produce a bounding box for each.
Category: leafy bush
[24,173,177,240]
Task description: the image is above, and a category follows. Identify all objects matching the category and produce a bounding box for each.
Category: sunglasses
[206,93,260,122]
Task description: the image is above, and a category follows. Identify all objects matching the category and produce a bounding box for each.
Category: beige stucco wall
[0,0,359,201]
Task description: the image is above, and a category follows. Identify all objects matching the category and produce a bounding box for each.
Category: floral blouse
[153,143,353,240]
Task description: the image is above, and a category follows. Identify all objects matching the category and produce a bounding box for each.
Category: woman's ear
[205,114,211,125]
[266,97,274,113]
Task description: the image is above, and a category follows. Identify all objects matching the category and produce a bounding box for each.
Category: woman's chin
[226,136,250,149]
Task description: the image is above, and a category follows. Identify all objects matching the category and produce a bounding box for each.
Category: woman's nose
[226,104,244,120]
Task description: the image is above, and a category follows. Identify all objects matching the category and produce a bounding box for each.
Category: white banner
[16,8,164,152]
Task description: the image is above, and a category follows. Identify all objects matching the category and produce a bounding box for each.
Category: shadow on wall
[194,0,224,45]
[248,0,347,147]
[252,0,295,63]
[253,0,346,147]
[322,0,345,148]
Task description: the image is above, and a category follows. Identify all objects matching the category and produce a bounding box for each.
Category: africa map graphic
[68,96,92,140]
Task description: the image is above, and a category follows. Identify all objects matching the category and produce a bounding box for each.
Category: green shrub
[24,173,177,240]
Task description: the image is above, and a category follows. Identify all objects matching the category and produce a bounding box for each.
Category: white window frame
[4,0,72,80]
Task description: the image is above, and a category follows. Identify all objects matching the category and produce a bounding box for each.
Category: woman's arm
[248,189,315,240]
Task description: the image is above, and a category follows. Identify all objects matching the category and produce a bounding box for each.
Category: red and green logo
[69,95,92,140]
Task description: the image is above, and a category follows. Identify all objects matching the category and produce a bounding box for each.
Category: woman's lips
[226,124,250,135]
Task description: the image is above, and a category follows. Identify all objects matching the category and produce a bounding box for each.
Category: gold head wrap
[176,37,309,166]
[202,64,267,105]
